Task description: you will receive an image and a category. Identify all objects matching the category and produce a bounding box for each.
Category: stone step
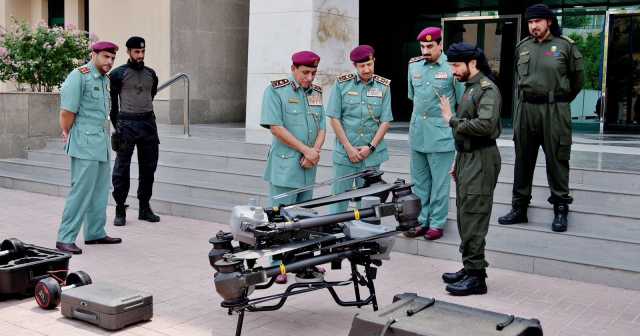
[6,155,640,221]
[2,158,640,243]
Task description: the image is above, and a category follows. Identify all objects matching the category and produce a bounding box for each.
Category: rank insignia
[78,66,90,74]
[271,78,290,88]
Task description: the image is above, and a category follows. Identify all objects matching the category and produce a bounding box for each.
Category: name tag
[307,94,322,106]
[413,73,422,79]
[434,72,448,80]
[366,88,383,98]
[347,91,359,96]
[288,98,300,104]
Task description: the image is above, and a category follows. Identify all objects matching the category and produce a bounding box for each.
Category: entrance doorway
[442,15,521,128]
[602,9,640,133]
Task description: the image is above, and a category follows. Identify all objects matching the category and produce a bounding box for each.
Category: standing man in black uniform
[110,36,161,226]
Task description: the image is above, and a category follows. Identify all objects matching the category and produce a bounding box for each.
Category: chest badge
[307,94,322,106]
[366,88,383,98]
[434,72,448,80]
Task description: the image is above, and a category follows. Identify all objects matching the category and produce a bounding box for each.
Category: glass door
[442,15,521,129]
[602,9,640,134]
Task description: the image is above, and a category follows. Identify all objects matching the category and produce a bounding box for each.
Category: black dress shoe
[85,236,122,245]
[442,268,466,284]
[139,207,160,222]
[552,204,569,232]
[403,225,428,238]
[56,242,82,254]
[446,271,487,296]
[498,207,528,225]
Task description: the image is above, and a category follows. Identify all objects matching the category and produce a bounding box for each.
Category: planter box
[0,92,60,159]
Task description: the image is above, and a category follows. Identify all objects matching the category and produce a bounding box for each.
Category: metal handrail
[157,73,190,136]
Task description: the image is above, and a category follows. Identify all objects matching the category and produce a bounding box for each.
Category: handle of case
[73,309,98,322]
[123,301,145,311]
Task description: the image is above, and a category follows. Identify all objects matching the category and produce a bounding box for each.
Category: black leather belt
[522,92,570,104]
[118,111,155,121]
[455,138,496,153]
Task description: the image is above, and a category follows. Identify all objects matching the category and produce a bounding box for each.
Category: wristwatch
[367,142,376,152]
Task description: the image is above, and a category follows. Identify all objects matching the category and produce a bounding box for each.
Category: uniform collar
[465,72,483,86]
[355,72,375,86]
[88,62,104,79]
[424,53,445,66]
[289,75,312,93]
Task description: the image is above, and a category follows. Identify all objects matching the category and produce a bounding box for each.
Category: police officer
[439,43,501,296]
[261,51,326,207]
[326,45,393,214]
[110,36,160,226]
[405,27,461,240]
[498,4,584,232]
[56,41,123,254]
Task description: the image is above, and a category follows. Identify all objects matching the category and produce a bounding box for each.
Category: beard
[531,26,549,38]
[454,68,471,82]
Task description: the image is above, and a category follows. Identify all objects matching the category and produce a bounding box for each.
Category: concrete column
[245,0,359,144]
[30,0,47,24]
[64,0,85,30]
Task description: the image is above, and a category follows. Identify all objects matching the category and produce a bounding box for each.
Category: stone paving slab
[1,187,639,336]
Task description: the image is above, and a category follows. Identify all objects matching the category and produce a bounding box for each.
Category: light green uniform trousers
[57,157,110,243]
[268,185,314,207]
[330,163,380,214]
[410,150,455,230]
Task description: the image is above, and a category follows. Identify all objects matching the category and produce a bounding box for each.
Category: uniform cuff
[449,117,459,128]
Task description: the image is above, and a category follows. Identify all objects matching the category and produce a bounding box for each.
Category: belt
[455,138,496,153]
[521,92,570,104]
[118,111,155,121]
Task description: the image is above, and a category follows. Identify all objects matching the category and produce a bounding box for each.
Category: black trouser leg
[136,137,159,208]
[112,143,135,206]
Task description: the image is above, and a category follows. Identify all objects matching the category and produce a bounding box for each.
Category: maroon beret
[350,45,375,63]
[291,50,320,67]
[417,27,442,43]
[91,41,119,53]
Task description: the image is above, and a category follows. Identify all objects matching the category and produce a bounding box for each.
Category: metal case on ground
[348,293,543,336]
[61,282,153,331]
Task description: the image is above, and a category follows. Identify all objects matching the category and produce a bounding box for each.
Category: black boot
[445,270,487,296]
[552,204,569,232]
[442,268,466,284]
[498,207,528,225]
[113,204,128,226]
[139,205,160,222]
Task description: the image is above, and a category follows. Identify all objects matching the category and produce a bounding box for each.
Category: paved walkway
[1,187,639,336]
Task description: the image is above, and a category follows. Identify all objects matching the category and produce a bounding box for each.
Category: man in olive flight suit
[439,43,502,296]
[327,45,393,214]
[405,27,462,241]
[56,41,123,254]
[498,3,584,232]
[260,50,326,208]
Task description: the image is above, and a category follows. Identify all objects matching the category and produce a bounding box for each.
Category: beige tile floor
[1,188,639,335]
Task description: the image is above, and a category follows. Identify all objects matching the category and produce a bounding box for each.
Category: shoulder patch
[480,79,493,90]
[560,35,575,44]
[337,73,356,83]
[271,78,290,89]
[515,36,533,49]
[373,75,390,86]
[409,56,426,64]
[311,84,322,93]
[78,66,90,74]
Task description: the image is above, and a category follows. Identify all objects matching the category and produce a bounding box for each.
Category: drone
[208,169,421,336]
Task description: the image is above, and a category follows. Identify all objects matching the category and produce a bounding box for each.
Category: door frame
[441,14,522,124]
[601,8,640,134]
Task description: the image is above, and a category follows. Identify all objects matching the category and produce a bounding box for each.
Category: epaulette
[480,79,493,90]
[515,36,533,49]
[560,35,575,44]
[271,78,290,89]
[311,84,322,93]
[409,56,426,64]
[373,75,391,86]
[78,66,90,74]
[337,73,356,83]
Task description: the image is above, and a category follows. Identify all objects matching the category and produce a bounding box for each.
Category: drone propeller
[292,182,395,209]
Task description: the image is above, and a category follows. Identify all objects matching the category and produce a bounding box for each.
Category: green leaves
[0,17,91,92]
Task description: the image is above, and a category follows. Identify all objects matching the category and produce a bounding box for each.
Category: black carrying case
[61,282,153,331]
[348,293,543,336]
[0,244,71,296]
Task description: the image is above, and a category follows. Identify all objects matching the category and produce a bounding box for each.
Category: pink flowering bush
[0,18,94,92]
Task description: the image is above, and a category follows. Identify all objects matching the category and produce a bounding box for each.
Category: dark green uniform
[512,34,584,208]
[449,72,501,271]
